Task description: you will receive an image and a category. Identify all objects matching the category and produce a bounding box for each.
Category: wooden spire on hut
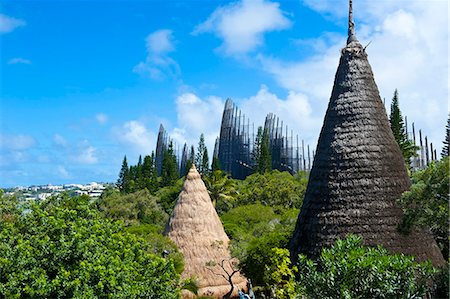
[165,164,246,298]
[290,0,444,266]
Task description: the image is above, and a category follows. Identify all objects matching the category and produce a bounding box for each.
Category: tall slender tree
[142,153,158,193]
[389,89,418,168]
[252,126,263,171]
[442,115,449,158]
[136,155,143,189]
[258,128,272,173]
[196,134,209,175]
[202,147,210,176]
[161,141,179,187]
[183,145,195,176]
[211,156,221,172]
[117,156,130,193]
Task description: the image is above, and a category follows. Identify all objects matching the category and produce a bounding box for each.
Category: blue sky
[1,0,448,187]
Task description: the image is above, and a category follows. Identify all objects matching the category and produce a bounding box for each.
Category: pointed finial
[347,0,358,44]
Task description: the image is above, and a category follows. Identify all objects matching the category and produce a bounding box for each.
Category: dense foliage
[389,89,418,168]
[117,154,158,194]
[161,141,180,187]
[98,188,184,274]
[0,193,180,298]
[398,157,449,260]
[203,170,237,213]
[236,170,307,211]
[98,188,168,227]
[297,235,436,299]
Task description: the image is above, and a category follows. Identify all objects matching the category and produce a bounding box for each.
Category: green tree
[156,178,184,215]
[237,170,307,212]
[202,147,210,176]
[203,170,237,214]
[161,141,179,187]
[136,155,143,189]
[195,134,209,175]
[142,153,158,193]
[117,155,130,193]
[442,114,449,158]
[253,127,272,173]
[0,194,180,298]
[389,89,418,168]
[263,248,298,299]
[98,189,168,229]
[211,156,221,172]
[297,235,436,299]
[221,204,299,291]
[183,146,195,176]
[398,157,449,260]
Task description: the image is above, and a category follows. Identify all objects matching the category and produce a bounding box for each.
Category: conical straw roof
[165,164,246,298]
[290,1,444,266]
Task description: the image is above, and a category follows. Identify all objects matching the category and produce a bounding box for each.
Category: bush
[0,194,180,298]
[398,157,449,260]
[236,170,307,212]
[296,235,436,299]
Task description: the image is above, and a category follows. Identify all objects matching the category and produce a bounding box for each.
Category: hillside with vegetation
[2,151,448,297]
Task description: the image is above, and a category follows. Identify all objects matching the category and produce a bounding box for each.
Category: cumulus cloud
[173,93,225,151]
[0,14,26,34]
[96,113,108,125]
[258,1,448,152]
[72,141,98,164]
[194,0,291,56]
[240,85,319,142]
[8,57,31,65]
[133,29,180,79]
[114,120,156,155]
[173,85,320,155]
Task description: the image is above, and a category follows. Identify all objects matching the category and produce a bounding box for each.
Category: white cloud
[258,1,448,153]
[8,57,31,65]
[73,142,98,165]
[0,134,36,150]
[240,85,319,141]
[96,113,108,125]
[174,93,224,152]
[114,120,156,155]
[173,85,320,155]
[146,29,175,54]
[133,29,180,80]
[194,0,291,56]
[56,165,71,179]
[0,14,26,34]
[53,134,68,147]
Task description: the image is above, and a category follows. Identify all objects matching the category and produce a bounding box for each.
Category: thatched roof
[290,1,444,267]
[165,164,246,298]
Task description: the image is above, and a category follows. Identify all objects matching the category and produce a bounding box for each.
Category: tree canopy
[297,235,436,299]
[0,193,180,298]
[389,89,418,168]
[398,157,449,260]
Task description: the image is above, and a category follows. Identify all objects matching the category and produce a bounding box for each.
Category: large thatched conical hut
[290,1,444,266]
[165,164,247,298]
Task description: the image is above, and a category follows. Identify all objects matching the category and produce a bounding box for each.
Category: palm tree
[203,170,237,213]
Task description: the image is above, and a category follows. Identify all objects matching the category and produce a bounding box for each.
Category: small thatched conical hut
[290,1,444,266]
[165,164,247,298]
